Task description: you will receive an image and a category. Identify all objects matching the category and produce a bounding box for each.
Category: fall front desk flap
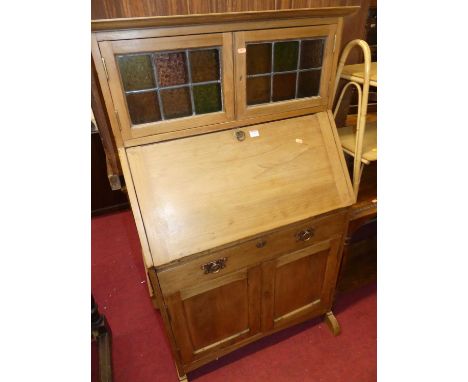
[126,112,354,266]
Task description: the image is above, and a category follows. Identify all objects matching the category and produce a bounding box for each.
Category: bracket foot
[176,364,188,382]
[324,311,341,336]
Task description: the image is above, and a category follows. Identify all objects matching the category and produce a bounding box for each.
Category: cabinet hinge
[333,34,337,53]
[115,110,122,131]
[101,57,109,80]
[344,236,352,246]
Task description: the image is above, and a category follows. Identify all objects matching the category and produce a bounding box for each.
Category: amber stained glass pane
[190,49,220,83]
[272,73,297,102]
[117,55,155,91]
[274,41,299,72]
[247,75,271,105]
[300,39,324,69]
[246,43,272,75]
[126,91,161,125]
[160,87,192,119]
[298,70,321,98]
[193,83,222,114]
[155,52,188,87]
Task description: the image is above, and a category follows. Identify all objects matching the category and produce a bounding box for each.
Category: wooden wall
[92,0,361,19]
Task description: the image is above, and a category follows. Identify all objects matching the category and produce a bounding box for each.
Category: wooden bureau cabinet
[92,7,357,380]
[156,210,347,369]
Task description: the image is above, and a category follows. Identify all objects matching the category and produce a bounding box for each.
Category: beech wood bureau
[92,7,356,380]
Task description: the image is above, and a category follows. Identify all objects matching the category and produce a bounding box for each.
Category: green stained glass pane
[297,69,321,98]
[155,52,188,87]
[300,39,324,69]
[160,87,192,119]
[190,49,220,83]
[274,41,299,72]
[117,55,155,91]
[246,43,272,75]
[126,91,161,125]
[272,73,297,102]
[193,83,222,115]
[247,75,271,105]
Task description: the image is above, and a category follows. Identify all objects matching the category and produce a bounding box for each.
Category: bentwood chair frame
[332,39,374,198]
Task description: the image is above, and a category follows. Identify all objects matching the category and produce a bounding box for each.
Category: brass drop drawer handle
[201,258,227,274]
[296,228,315,242]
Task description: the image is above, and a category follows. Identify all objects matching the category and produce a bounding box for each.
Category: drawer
[157,210,347,296]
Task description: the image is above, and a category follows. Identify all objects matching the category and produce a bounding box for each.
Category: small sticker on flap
[249,130,259,138]
[295,138,303,144]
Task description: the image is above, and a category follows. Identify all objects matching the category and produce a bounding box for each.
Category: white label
[249,130,259,138]
[295,138,303,144]
[237,48,246,54]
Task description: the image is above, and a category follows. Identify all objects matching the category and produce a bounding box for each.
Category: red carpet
[92,210,376,382]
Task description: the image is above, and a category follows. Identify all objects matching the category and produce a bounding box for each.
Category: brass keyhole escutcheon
[235,130,246,142]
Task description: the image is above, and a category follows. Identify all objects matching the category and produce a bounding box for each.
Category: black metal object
[92,295,113,382]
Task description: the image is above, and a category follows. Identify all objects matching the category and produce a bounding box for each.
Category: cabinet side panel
[118,148,154,268]
[92,35,124,148]
[147,269,187,375]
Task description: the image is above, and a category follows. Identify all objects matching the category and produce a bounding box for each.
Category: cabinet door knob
[256,239,266,248]
[201,258,227,274]
[296,228,314,242]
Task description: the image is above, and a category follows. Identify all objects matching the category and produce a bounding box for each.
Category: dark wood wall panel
[188,0,277,13]
[92,0,361,19]
[277,1,353,9]
[341,0,369,62]
[188,0,231,14]
[92,0,189,19]
[231,0,276,11]
[155,0,189,16]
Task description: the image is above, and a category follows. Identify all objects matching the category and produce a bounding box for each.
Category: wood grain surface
[92,0,360,20]
[126,113,353,266]
[157,211,346,294]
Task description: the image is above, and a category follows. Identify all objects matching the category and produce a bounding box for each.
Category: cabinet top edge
[91,6,359,32]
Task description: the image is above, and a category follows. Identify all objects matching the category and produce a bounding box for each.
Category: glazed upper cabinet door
[99,33,234,140]
[164,266,262,366]
[234,25,337,120]
[261,238,342,332]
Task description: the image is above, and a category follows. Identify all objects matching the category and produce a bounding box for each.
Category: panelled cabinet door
[164,266,262,365]
[261,238,342,331]
[99,33,234,140]
[234,25,337,120]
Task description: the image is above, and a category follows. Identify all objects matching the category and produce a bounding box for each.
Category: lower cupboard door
[262,238,342,331]
[164,266,262,365]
